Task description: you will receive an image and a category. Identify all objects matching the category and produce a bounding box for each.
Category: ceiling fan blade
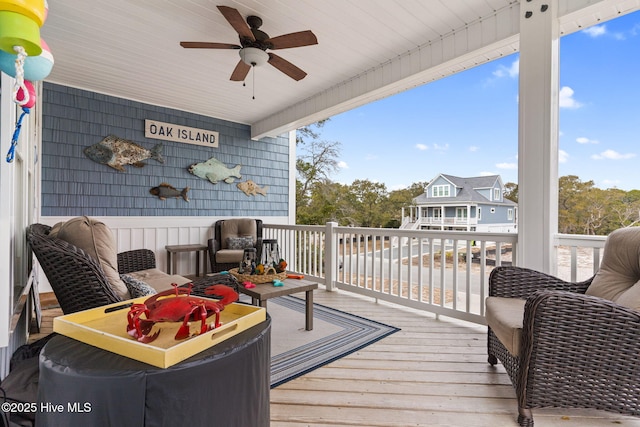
[267,53,307,81]
[266,30,318,50]
[217,6,255,41]
[180,42,241,49]
[230,60,251,81]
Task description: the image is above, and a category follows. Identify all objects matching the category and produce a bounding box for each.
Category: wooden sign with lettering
[144,120,219,148]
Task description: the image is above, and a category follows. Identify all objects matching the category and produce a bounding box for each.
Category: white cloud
[415,143,428,150]
[559,86,583,109]
[591,149,636,160]
[576,137,599,144]
[468,146,479,152]
[583,25,606,38]
[496,162,517,170]
[433,143,449,151]
[337,161,349,169]
[558,149,569,163]
[493,59,519,79]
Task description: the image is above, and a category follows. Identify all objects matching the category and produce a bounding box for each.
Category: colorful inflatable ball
[0,38,53,80]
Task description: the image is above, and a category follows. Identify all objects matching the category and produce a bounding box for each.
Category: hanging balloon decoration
[0,38,54,81]
[0,1,53,163]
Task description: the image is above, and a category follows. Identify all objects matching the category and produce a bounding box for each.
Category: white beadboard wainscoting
[36,216,290,293]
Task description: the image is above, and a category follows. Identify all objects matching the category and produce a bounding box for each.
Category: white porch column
[324,221,338,291]
[517,0,559,273]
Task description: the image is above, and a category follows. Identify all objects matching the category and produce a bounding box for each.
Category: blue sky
[320,10,640,192]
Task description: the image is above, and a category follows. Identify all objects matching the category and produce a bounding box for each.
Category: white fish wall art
[84,135,164,172]
[188,156,242,184]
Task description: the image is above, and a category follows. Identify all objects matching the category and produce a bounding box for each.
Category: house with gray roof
[402,174,517,233]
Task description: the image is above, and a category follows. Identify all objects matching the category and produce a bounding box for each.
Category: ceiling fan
[180,6,318,82]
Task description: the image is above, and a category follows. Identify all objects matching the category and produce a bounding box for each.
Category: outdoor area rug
[262,295,400,388]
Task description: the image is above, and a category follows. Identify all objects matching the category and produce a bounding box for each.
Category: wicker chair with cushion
[27,219,190,314]
[208,218,263,273]
[485,227,640,426]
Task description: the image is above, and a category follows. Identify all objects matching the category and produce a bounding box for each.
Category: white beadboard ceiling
[40,0,639,139]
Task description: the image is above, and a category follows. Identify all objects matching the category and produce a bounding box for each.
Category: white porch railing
[416,217,479,226]
[264,223,607,326]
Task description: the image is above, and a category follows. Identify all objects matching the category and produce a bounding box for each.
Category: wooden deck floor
[34,290,640,427]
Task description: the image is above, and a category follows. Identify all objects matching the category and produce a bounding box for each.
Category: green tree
[504,182,518,203]
[603,188,640,231]
[295,121,342,224]
[348,179,389,227]
[383,183,427,227]
[558,175,596,234]
[297,180,345,225]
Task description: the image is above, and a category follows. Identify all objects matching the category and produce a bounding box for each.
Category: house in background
[402,174,517,233]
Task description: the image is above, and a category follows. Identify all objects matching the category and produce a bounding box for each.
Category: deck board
[35,289,640,427]
[271,288,640,427]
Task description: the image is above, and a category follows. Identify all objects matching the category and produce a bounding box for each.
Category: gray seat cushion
[485,296,526,356]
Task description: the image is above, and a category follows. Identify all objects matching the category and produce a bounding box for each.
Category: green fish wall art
[188,156,242,184]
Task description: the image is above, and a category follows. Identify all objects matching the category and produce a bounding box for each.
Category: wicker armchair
[27,223,156,313]
[208,219,263,272]
[486,229,640,426]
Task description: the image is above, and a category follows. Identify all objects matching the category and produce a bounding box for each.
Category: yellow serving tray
[53,296,266,368]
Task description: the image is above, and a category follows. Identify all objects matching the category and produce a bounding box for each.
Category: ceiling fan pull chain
[252,66,256,100]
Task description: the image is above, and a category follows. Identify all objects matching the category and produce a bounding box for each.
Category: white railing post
[324,222,338,291]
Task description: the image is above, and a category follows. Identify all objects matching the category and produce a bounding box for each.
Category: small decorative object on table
[230,239,289,284]
[238,248,257,274]
[260,239,280,267]
[229,267,286,284]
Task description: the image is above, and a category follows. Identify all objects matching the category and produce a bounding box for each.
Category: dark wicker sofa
[486,228,640,426]
[27,223,239,314]
[27,223,156,313]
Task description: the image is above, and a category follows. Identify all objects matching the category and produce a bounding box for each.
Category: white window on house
[490,207,496,213]
[432,185,450,197]
[456,207,467,219]
[508,208,513,220]
[478,207,482,220]
[493,188,501,201]
[433,207,442,219]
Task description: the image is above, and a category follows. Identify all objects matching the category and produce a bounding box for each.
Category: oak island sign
[145,120,219,148]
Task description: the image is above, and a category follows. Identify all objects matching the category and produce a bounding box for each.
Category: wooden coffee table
[238,278,318,330]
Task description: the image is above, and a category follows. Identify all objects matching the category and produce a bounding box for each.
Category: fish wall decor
[188,156,242,184]
[237,180,269,197]
[149,183,189,201]
[84,135,164,172]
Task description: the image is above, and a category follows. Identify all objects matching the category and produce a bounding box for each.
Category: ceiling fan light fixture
[239,47,268,66]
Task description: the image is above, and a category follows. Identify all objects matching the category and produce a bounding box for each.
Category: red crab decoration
[126,283,238,343]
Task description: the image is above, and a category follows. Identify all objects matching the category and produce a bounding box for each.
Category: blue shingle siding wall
[41,83,289,216]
